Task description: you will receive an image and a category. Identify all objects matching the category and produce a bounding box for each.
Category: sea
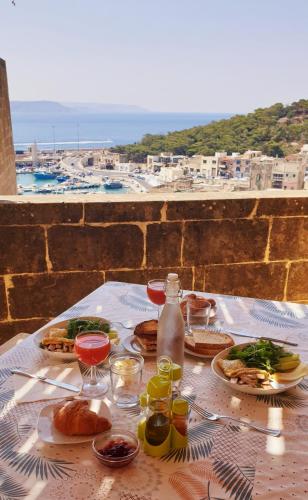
[12,112,231,151]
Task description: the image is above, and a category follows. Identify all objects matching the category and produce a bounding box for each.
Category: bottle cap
[171,363,182,382]
[147,375,171,399]
[139,391,148,408]
[167,273,179,281]
[172,398,189,416]
[158,363,182,382]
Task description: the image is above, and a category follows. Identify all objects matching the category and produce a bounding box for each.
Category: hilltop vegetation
[112,100,308,161]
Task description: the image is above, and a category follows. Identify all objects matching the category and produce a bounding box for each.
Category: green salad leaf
[67,319,110,339]
[227,340,291,373]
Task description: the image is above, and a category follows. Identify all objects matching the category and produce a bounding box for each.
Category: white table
[0,281,307,499]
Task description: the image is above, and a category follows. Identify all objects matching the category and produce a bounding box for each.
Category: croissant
[53,400,111,436]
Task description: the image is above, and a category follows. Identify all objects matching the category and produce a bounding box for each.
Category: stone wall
[0,59,16,195]
[0,192,307,343]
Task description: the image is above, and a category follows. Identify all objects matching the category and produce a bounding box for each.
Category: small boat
[56,175,70,183]
[104,181,123,190]
[34,171,57,180]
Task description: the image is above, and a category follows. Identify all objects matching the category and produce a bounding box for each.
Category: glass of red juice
[75,330,110,397]
[147,279,166,319]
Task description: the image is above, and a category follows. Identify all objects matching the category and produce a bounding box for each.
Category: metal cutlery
[184,396,281,437]
[113,320,137,329]
[225,330,298,347]
[11,369,80,393]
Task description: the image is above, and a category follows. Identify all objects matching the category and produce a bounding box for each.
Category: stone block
[270,218,308,261]
[204,262,287,300]
[287,262,308,301]
[183,219,269,265]
[85,201,163,223]
[0,318,50,345]
[8,271,104,319]
[0,202,83,225]
[0,278,7,320]
[48,224,144,271]
[167,198,256,220]
[193,267,205,291]
[146,222,182,268]
[105,267,193,290]
[257,197,308,217]
[0,226,46,273]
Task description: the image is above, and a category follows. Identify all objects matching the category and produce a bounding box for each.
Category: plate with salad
[34,317,119,360]
[212,340,308,395]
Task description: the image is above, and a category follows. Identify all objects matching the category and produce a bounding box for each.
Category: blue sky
[1,0,307,112]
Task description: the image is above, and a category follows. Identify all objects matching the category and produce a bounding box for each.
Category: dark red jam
[98,438,136,458]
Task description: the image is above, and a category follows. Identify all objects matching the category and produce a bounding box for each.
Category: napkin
[13,362,82,403]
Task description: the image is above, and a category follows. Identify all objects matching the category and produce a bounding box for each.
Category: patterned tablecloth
[0,281,307,500]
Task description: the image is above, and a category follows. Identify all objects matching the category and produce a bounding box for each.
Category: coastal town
[16,143,308,195]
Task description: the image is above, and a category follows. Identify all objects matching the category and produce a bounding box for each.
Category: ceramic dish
[122,334,156,357]
[33,316,110,361]
[211,342,303,395]
[184,346,213,359]
[37,399,112,444]
[92,429,139,468]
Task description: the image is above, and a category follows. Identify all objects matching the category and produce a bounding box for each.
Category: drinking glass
[110,353,144,408]
[75,330,110,397]
[187,297,212,334]
[147,279,166,319]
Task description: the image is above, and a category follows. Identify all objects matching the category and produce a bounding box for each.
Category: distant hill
[10,100,148,114]
[63,102,148,113]
[11,101,69,113]
[112,99,308,160]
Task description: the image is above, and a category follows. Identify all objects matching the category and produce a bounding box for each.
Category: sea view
[12,111,232,150]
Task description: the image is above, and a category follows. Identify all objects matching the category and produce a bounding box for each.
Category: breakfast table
[0,281,307,500]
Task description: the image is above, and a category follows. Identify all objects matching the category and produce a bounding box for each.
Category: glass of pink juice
[75,330,110,397]
[147,279,166,319]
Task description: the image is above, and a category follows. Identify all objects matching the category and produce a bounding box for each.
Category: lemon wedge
[272,363,308,382]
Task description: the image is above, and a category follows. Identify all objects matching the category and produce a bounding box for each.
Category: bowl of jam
[92,429,139,468]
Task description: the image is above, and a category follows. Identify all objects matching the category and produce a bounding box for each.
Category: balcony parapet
[0,191,307,343]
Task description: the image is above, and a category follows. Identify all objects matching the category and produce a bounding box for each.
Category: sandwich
[134,320,158,352]
[184,330,234,357]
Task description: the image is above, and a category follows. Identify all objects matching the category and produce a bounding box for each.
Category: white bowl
[211,342,303,395]
[33,316,110,361]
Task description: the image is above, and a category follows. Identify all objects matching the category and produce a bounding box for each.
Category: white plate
[33,316,110,361]
[122,335,157,357]
[37,399,112,444]
[211,342,303,395]
[184,346,213,359]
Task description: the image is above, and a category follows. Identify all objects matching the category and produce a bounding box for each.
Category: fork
[184,396,281,437]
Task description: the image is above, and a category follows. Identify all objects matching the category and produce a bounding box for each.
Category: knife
[11,369,80,393]
[226,331,298,347]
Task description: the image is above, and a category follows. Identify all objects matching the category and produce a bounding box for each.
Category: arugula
[227,340,291,373]
[67,319,110,339]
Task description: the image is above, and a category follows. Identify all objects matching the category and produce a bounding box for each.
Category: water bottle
[157,273,185,369]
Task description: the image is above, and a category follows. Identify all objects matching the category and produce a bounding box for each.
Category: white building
[271,160,305,190]
[147,153,186,169]
[181,154,220,178]
[159,166,184,183]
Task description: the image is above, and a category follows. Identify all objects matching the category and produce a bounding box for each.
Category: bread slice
[41,337,74,346]
[135,336,157,352]
[134,320,158,339]
[192,330,234,350]
[185,331,234,356]
[217,359,245,377]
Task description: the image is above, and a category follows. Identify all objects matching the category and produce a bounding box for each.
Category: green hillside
[112,100,308,161]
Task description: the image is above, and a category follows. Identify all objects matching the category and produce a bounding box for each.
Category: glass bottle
[144,375,171,446]
[157,273,185,368]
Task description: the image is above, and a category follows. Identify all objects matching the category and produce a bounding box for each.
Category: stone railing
[0,191,307,343]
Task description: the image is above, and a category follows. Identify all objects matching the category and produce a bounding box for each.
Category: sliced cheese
[272,363,308,382]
